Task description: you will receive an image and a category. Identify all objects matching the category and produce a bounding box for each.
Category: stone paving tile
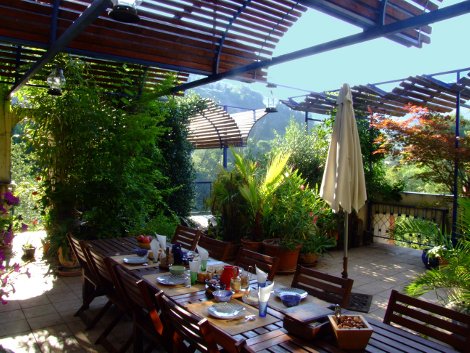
[33,324,86,353]
[0,319,31,338]
[0,332,41,352]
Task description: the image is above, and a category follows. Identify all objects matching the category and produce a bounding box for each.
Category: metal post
[223,146,228,169]
[305,111,309,131]
[342,212,349,279]
[451,72,461,244]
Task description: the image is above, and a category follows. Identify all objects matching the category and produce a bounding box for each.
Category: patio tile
[19,295,52,308]
[33,324,86,353]
[0,300,21,313]
[0,308,26,324]
[0,319,31,338]
[23,303,58,319]
[27,311,64,330]
[0,332,41,352]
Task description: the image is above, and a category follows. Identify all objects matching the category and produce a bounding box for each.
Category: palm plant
[233,150,290,241]
[403,198,470,313]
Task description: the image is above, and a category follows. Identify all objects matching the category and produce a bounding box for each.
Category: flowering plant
[1,191,21,247]
[0,190,29,304]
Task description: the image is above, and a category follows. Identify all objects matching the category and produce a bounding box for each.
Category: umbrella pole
[342,212,349,279]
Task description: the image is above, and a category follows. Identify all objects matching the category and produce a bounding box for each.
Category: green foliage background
[12,57,202,255]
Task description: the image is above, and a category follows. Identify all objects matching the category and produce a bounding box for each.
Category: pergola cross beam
[171,1,470,93]
[8,0,111,97]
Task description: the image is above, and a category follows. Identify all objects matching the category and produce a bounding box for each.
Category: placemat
[110,254,160,270]
[142,273,205,296]
[186,300,279,335]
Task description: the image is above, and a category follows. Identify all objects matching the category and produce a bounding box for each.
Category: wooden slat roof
[188,100,267,149]
[0,0,451,93]
[282,71,470,117]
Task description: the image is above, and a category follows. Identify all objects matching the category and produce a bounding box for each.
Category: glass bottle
[231,270,241,293]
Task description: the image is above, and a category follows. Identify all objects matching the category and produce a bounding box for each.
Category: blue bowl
[134,248,148,257]
[212,290,233,302]
[280,293,301,307]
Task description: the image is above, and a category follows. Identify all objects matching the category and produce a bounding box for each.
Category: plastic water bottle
[184,270,191,288]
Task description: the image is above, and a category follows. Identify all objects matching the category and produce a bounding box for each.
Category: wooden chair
[291,265,353,308]
[156,294,244,353]
[171,225,202,251]
[383,290,470,352]
[197,235,233,261]
[67,234,112,329]
[235,248,279,281]
[107,258,169,353]
[83,242,133,353]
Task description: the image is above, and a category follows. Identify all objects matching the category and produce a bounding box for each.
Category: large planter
[421,249,439,269]
[240,238,262,252]
[262,238,301,274]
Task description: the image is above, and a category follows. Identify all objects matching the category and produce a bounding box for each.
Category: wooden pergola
[1,0,470,184]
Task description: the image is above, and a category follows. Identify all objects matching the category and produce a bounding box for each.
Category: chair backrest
[157,293,243,353]
[235,248,279,281]
[291,266,353,308]
[172,225,202,251]
[82,242,114,290]
[108,259,165,335]
[197,235,232,261]
[383,290,470,352]
[67,234,97,281]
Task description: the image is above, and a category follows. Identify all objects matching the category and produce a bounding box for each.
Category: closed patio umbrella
[320,83,367,279]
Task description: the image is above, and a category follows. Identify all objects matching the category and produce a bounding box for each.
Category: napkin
[196,245,209,260]
[150,238,160,260]
[258,281,274,302]
[156,233,166,250]
[256,266,268,284]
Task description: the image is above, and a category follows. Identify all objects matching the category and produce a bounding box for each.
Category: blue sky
[240,1,470,116]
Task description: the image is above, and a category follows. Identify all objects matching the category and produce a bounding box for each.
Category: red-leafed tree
[372,104,470,196]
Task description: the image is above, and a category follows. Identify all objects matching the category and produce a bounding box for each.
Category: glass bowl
[280,293,301,307]
[212,289,233,302]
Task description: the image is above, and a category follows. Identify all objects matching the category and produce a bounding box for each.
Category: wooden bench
[383,289,470,352]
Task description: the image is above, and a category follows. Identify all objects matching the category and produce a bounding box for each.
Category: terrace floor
[0,231,428,353]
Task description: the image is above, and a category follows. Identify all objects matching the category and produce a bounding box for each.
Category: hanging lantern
[47,67,66,96]
[109,0,142,23]
[264,83,278,113]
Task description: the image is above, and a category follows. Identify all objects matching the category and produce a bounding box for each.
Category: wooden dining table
[86,237,459,353]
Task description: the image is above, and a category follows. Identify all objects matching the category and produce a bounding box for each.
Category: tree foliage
[13,56,202,255]
[372,105,470,196]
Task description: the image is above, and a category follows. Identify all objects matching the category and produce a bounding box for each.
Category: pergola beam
[172,1,470,93]
[8,0,111,97]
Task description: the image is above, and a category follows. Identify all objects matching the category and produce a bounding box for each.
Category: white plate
[156,274,186,286]
[274,287,308,299]
[123,256,148,265]
[208,303,246,319]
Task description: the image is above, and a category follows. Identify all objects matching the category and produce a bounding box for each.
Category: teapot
[220,265,239,290]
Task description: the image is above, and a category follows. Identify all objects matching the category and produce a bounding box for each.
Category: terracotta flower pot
[262,238,301,274]
[299,252,319,267]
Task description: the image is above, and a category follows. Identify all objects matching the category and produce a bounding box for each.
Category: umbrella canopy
[320,83,367,278]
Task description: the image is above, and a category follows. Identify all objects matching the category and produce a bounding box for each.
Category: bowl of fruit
[136,235,153,249]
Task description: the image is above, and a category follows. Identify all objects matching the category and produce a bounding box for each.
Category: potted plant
[299,231,337,267]
[22,241,36,260]
[392,216,454,269]
[233,149,290,248]
[262,169,325,273]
